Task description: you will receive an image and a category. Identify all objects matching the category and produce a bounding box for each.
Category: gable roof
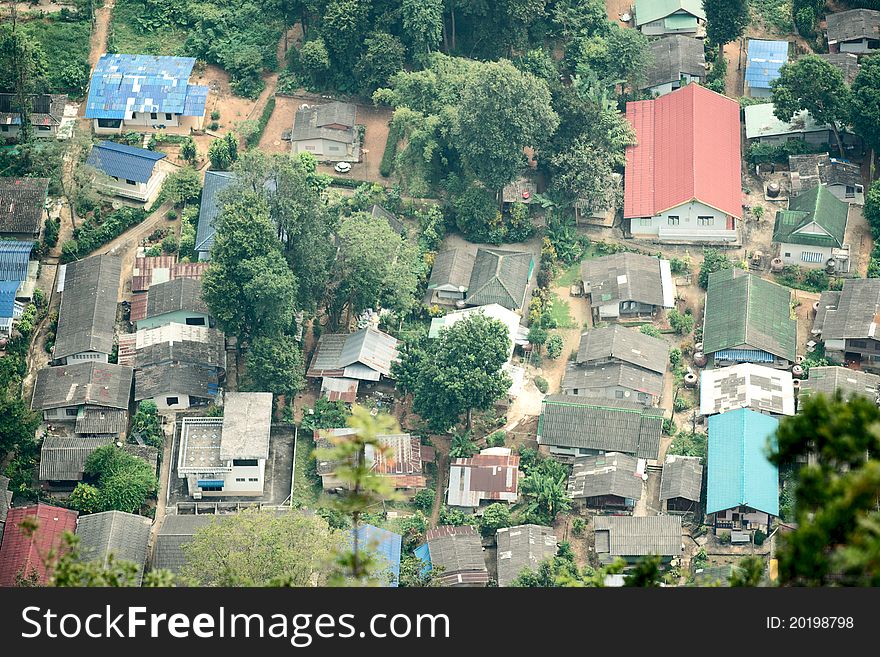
[195,171,236,256]
[75,511,152,584]
[130,329,226,371]
[635,0,705,26]
[85,54,208,119]
[800,365,880,401]
[75,407,129,435]
[772,184,848,248]
[39,435,116,481]
[466,247,533,310]
[624,83,742,220]
[814,278,880,340]
[707,409,779,516]
[427,248,475,291]
[575,325,669,373]
[537,394,664,459]
[660,455,703,503]
[743,103,830,140]
[593,515,682,558]
[370,204,405,234]
[424,525,488,587]
[699,363,796,416]
[642,35,706,89]
[0,93,66,127]
[291,102,357,143]
[745,40,789,90]
[32,361,132,412]
[447,447,520,507]
[702,269,797,362]
[582,252,674,309]
[307,327,399,380]
[352,524,402,587]
[562,361,665,398]
[144,277,209,319]
[0,177,48,236]
[53,254,121,359]
[134,362,219,401]
[568,452,644,501]
[0,504,78,586]
[817,53,861,84]
[152,514,213,574]
[826,9,880,44]
[496,524,557,587]
[0,240,34,281]
[87,141,166,184]
[789,153,863,195]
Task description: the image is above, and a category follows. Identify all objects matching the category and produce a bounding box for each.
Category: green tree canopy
[83,445,158,514]
[703,0,749,52]
[850,54,880,153]
[245,334,306,399]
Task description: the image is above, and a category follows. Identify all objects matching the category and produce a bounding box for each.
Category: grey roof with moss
[466,248,533,310]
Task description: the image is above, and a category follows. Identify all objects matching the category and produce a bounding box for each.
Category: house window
[131,112,137,119]
[165,113,173,121]
[126,179,136,186]
[784,252,791,257]
[166,396,179,406]
[304,145,315,151]
[65,408,78,417]
[615,390,625,399]
[851,340,868,349]
[638,218,651,227]
[37,125,51,131]
[801,251,824,263]
[0,125,8,132]
[857,185,864,194]
[200,483,223,492]
[185,317,206,326]
[233,458,259,467]
[572,388,579,395]
[668,216,680,226]
[697,216,714,226]
[235,477,245,482]
[97,118,122,128]
[846,186,855,197]
[150,112,158,120]
[248,477,258,482]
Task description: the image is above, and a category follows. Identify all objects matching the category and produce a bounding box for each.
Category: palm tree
[449,432,477,458]
[522,469,571,523]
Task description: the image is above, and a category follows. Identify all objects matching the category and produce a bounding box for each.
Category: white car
[334,161,352,174]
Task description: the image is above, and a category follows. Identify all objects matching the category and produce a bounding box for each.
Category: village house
[85,54,209,134]
[195,170,236,260]
[135,362,220,412]
[75,511,152,585]
[416,525,489,587]
[135,277,212,331]
[447,447,520,511]
[352,524,403,587]
[745,39,789,98]
[699,363,796,417]
[429,303,526,361]
[425,248,475,306]
[639,35,706,96]
[660,455,703,514]
[634,0,705,36]
[702,269,798,369]
[567,452,646,512]
[53,254,121,365]
[38,436,116,485]
[826,9,880,54]
[425,246,534,311]
[593,515,683,565]
[130,252,209,293]
[495,524,557,587]
[581,253,676,323]
[817,52,861,83]
[86,141,168,206]
[307,326,399,402]
[624,84,742,244]
[773,184,850,270]
[707,409,779,537]
[0,177,49,240]
[799,365,880,403]
[813,278,880,372]
[743,102,860,150]
[537,394,664,461]
[0,504,78,586]
[562,325,669,406]
[152,514,213,575]
[0,93,67,140]
[290,101,360,162]
[118,322,226,371]
[176,392,273,498]
[789,153,864,205]
[0,240,36,337]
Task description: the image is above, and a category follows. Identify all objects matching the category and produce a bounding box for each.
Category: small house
[118,322,226,371]
[743,103,859,149]
[745,40,789,98]
[634,0,706,36]
[429,303,527,362]
[640,35,706,96]
[87,141,168,206]
[773,184,850,270]
[581,253,676,322]
[799,365,880,403]
[0,177,49,240]
[447,447,520,510]
[0,240,36,337]
[75,511,152,585]
[501,177,536,207]
[812,279,880,372]
[702,268,797,369]
[593,515,682,565]
[496,524,557,587]
[789,153,864,205]
[660,454,703,514]
[0,93,67,140]
[707,409,779,536]
[136,277,211,331]
[39,435,116,485]
[85,54,208,134]
[152,514,213,575]
[135,362,220,412]
[465,247,534,311]
[370,204,405,234]
[307,326,399,402]
[290,101,360,162]
[418,525,489,587]
[0,504,78,586]
[426,248,475,306]
[817,53,861,84]
[826,9,880,54]
[567,452,646,512]
[575,172,621,227]
[699,363,796,417]
[195,171,236,261]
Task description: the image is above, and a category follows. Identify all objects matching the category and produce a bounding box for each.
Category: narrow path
[429,436,450,527]
[89,1,114,68]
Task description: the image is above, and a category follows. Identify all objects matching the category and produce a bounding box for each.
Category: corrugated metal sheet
[745,40,788,89]
[0,504,78,586]
[87,141,166,184]
[0,240,34,281]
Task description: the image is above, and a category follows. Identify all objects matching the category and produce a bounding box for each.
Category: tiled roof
[447,447,520,507]
[496,524,557,587]
[291,102,357,143]
[85,54,208,119]
[593,515,682,558]
[75,407,129,435]
[707,409,779,517]
[32,361,133,412]
[39,435,116,481]
[815,278,880,340]
[826,9,880,43]
[634,0,705,26]
[424,525,488,587]
[466,248,533,310]
[152,514,213,574]
[134,362,220,402]
[133,331,226,371]
[660,454,703,503]
[0,504,78,586]
[702,269,797,362]
[351,524,402,587]
[582,252,673,309]
[0,240,34,281]
[800,366,880,401]
[642,35,706,89]
[567,452,644,501]
[624,84,742,220]
[575,325,669,374]
[0,177,48,236]
[772,185,848,248]
[87,141,166,184]
[144,277,209,319]
[789,153,863,195]
[817,53,860,84]
[562,361,664,398]
[745,40,789,89]
[76,511,152,584]
[194,171,236,256]
[427,248,475,291]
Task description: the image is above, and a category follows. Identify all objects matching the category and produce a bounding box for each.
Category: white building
[86,141,168,206]
[699,363,796,417]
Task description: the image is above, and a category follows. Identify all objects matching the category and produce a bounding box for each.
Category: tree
[401,0,443,63]
[208,134,239,170]
[546,333,564,359]
[668,308,695,335]
[299,38,331,86]
[83,445,158,514]
[865,179,880,240]
[770,392,880,586]
[130,400,163,449]
[0,393,39,456]
[412,487,435,512]
[479,503,511,535]
[703,0,749,58]
[528,325,548,351]
[698,248,733,288]
[521,459,571,523]
[455,60,559,196]
[179,137,197,164]
[68,483,101,514]
[851,54,880,154]
[771,55,851,157]
[548,136,615,208]
[0,13,48,143]
[450,431,477,458]
[160,167,201,207]
[393,313,512,431]
[245,335,306,399]
[355,32,406,93]
[398,554,438,587]
[180,508,341,586]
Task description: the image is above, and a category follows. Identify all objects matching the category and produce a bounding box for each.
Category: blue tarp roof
[351,524,403,587]
[195,171,236,256]
[745,40,789,89]
[714,348,774,363]
[85,54,207,119]
[87,141,166,183]
[414,543,432,574]
[0,240,33,281]
[0,280,19,318]
[707,409,780,517]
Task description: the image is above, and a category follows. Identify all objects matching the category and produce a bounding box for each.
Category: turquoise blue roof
[707,408,779,516]
[351,524,402,587]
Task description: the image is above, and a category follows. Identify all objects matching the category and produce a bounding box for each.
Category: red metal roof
[624,84,742,220]
[129,292,148,321]
[0,504,78,586]
[172,261,210,281]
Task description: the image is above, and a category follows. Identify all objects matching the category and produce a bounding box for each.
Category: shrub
[754,529,766,546]
[572,517,587,537]
[640,324,661,338]
[211,110,221,121]
[698,248,733,288]
[534,376,549,394]
[673,396,693,413]
[63,207,148,261]
[412,488,435,513]
[479,503,511,536]
[486,430,506,448]
[209,121,219,131]
[668,308,695,335]
[43,217,60,248]
[379,121,402,178]
[161,235,178,253]
[546,334,564,359]
[180,137,197,163]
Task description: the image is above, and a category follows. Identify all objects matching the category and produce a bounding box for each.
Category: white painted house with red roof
[624,83,743,244]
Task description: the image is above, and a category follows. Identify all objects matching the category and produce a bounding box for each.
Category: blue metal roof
[195,171,236,256]
[351,524,403,587]
[85,54,206,119]
[745,40,789,89]
[0,280,19,318]
[707,409,780,517]
[0,240,33,281]
[87,141,166,184]
[414,542,432,574]
[714,348,774,363]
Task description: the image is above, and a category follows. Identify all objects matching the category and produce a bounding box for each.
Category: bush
[640,324,661,338]
[63,207,148,261]
[673,396,693,413]
[486,430,506,448]
[546,333,564,359]
[379,121,402,178]
[245,96,276,148]
[534,376,549,394]
[479,503,511,536]
[211,110,221,121]
[699,248,733,288]
[412,488,435,513]
[43,217,60,248]
[161,235,178,254]
[754,529,766,546]
[572,517,587,537]
[668,308,695,335]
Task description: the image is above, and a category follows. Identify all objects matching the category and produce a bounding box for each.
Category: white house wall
[777,242,834,268]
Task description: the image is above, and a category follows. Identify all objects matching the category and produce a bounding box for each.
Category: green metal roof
[702,269,797,362]
[664,14,699,29]
[635,0,706,27]
[772,185,848,248]
[707,409,779,517]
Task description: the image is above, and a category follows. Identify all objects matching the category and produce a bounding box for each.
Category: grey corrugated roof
[826,9,880,43]
[152,514,213,574]
[39,435,115,481]
[466,248,533,311]
[134,362,219,401]
[32,362,133,412]
[576,325,669,374]
[582,252,666,308]
[817,53,860,84]
[568,452,644,501]
[0,177,48,236]
[537,394,664,459]
[194,171,236,256]
[813,290,841,333]
[428,248,475,291]
[816,278,880,340]
[316,102,356,128]
[800,365,880,401]
[123,444,159,474]
[53,254,121,359]
[593,515,682,558]
[370,204,404,234]
[291,102,357,143]
[424,525,488,587]
[307,327,399,379]
[145,277,209,319]
[562,362,664,398]
[0,93,67,126]
[660,455,703,502]
[496,524,557,587]
[219,392,273,461]
[75,407,129,435]
[789,153,862,192]
[76,510,152,584]
[642,35,707,90]
[134,333,226,371]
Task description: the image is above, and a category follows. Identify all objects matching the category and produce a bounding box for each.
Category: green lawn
[556,261,582,288]
[291,429,322,508]
[547,292,577,329]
